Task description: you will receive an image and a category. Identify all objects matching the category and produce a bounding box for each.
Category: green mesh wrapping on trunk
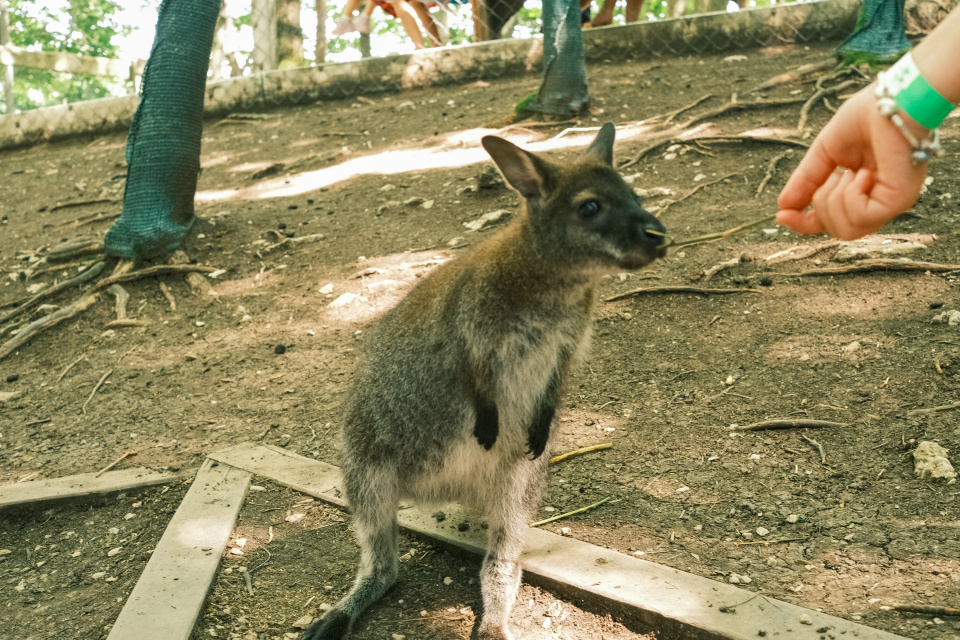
[526,0,590,118]
[105,0,220,259]
[837,0,911,63]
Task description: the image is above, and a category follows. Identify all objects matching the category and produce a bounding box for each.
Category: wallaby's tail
[301,469,400,640]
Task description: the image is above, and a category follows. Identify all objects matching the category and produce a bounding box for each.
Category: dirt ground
[2,38,960,640]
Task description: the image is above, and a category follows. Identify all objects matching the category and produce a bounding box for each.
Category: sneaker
[355,13,372,34]
[332,15,356,36]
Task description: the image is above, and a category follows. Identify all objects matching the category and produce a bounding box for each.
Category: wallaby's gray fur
[302,123,666,640]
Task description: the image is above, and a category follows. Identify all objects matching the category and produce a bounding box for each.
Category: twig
[680,97,807,128]
[653,94,715,124]
[89,264,217,293]
[657,172,741,217]
[777,258,960,277]
[702,256,744,281]
[755,150,793,198]
[56,355,87,384]
[49,198,116,213]
[262,233,326,254]
[800,434,826,464]
[82,369,113,414]
[550,444,611,465]
[46,238,105,262]
[729,419,850,431]
[243,570,254,596]
[907,401,960,416]
[105,284,149,328]
[60,211,122,228]
[658,213,778,250]
[530,497,611,528]
[95,450,136,477]
[764,242,839,264]
[889,604,960,617]
[0,294,100,362]
[619,135,808,170]
[605,286,759,302]
[747,58,837,93]
[797,79,861,133]
[0,261,107,326]
[23,418,52,428]
[734,537,807,547]
[158,281,177,312]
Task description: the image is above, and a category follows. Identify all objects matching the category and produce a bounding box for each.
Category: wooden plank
[107,459,250,640]
[214,443,907,640]
[0,44,144,78]
[0,467,182,510]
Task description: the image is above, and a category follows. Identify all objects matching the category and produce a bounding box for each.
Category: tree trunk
[0,0,15,114]
[277,0,304,69]
[315,0,326,64]
[209,1,233,80]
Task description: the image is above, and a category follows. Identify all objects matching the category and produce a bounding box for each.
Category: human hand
[776,85,928,240]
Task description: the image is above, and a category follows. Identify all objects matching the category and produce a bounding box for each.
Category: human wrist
[881,52,956,130]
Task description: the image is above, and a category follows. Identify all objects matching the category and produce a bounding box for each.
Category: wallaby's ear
[586,122,616,166]
[481,135,550,200]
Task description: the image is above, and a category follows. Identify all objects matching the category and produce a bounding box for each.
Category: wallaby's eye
[578,199,601,219]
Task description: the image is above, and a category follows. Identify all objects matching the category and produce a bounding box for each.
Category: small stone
[275,344,287,355]
[292,615,314,629]
[107,547,121,557]
[432,511,446,522]
[463,210,510,232]
[5,373,18,383]
[759,276,773,287]
[285,513,305,523]
[799,613,812,625]
[756,527,769,537]
[728,574,741,584]
[319,283,334,294]
[786,514,799,524]
[230,548,244,555]
[195,321,205,327]
[124,513,135,520]
[912,441,957,481]
[693,173,706,182]
[92,572,106,580]
[392,634,406,640]
[443,576,453,585]
[457,522,470,532]
[329,292,359,308]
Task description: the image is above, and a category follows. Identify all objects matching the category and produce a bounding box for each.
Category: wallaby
[303,123,666,640]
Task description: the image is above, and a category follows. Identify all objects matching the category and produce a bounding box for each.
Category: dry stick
[605,286,760,302]
[659,212,778,251]
[890,604,960,617]
[159,281,177,312]
[734,537,807,547]
[23,418,52,428]
[747,58,837,93]
[89,264,217,294]
[46,238,105,262]
[907,401,960,415]
[0,294,100,362]
[797,79,861,133]
[730,419,850,431]
[656,172,741,218]
[778,258,960,277]
[655,94,715,124]
[95,450,136,477]
[549,443,612,465]
[619,135,808,170]
[82,369,113,414]
[70,211,121,227]
[764,242,840,264]
[755,150,793,198]
[49,198,116,212]
[529,497,611,528]
[702,256,744,281]
[801,434,826,464]
[56,355,88,384]
[243,571,254,596]
[680,96,807,129]
[0,261,107,326]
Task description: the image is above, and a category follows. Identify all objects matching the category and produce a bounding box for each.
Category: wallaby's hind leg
[302,468,399,640]
[476,470,544,640]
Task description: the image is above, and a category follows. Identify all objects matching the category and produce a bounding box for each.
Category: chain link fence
[0,0,954,149]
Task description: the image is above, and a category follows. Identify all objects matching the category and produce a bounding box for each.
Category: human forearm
[911,8,960,104]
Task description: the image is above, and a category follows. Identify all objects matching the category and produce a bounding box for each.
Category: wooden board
[211,443,908,640]
[107,459,250,640]
[0,467,182,510]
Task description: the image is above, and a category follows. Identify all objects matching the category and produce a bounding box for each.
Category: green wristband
[886,52,957,130]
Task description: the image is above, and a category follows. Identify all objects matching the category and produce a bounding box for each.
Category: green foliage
[2,0,131,114]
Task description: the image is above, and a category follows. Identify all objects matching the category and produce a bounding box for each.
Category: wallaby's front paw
[473,396,499,450]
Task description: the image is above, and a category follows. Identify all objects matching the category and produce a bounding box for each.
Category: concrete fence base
[0,0,858,151]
